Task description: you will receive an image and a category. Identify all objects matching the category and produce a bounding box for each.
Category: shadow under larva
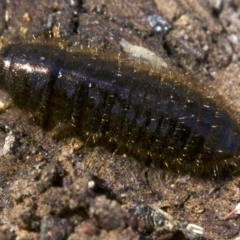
[0,40,240,179]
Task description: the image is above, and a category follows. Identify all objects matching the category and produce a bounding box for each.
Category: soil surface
[0,0,240,239]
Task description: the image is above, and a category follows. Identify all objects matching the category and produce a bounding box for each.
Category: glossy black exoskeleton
[0,41,239,178]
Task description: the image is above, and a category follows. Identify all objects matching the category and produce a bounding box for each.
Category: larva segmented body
[0,41,239,178]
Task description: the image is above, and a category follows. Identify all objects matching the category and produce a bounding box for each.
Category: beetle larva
[0,41,239,178]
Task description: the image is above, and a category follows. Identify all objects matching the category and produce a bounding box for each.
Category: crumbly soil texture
[0,0,240,239]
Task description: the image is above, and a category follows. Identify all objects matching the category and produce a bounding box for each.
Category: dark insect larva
[0,41,240,178]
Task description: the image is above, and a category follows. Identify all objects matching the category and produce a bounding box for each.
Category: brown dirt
[0,0,240,239]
